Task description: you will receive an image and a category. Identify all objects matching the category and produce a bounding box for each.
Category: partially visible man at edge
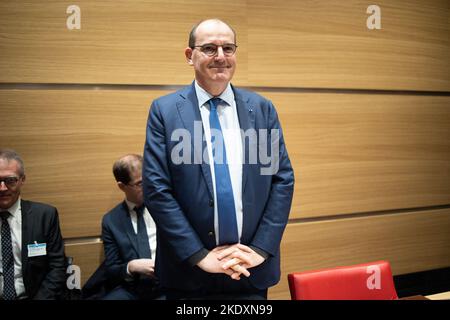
[0,148,66,300]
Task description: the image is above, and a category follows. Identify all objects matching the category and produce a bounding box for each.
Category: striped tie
[209,98,239,245]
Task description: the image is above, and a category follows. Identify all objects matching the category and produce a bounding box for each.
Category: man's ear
[117,181,126,192]
[185,47,194,65]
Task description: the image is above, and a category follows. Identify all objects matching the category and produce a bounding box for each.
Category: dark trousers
[102,278,163,300]
[164,274,267,300]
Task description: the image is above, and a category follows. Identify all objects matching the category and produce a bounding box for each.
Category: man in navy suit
[143,19,294,299]
[0,149,66,300]
[101,154,160,299]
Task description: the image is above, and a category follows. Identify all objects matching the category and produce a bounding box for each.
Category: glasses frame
[127,180,143,188]
[0,176,21,188]
[191,43,238,57]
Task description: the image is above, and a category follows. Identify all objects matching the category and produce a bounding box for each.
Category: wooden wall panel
[0,0,248,85]
[1,90,449,235]
[261,92,450,219]
[269,208,450,299]
[1,1,448,91]
[1,89,171,238]
[248,0,449,91]
[64,240,104,286]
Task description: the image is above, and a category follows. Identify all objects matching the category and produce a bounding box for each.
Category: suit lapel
[20,199,31,280]
[119,201,139,256]
[233,86,256,194]
[176,83,214,198]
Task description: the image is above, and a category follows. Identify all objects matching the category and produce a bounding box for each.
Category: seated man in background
[101,154,160,299]
[0,148,66,300]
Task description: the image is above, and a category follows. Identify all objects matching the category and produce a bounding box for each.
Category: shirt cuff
[187,248,210,267]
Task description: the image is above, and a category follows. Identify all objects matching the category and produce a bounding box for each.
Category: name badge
[28,242,47,257]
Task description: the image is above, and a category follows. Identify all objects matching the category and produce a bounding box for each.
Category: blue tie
[1,211,16,300]
[209,98,239,245]
[135,206,152,259]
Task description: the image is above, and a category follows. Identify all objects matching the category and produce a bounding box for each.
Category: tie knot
[209,97,222,111]
[0,211,10,221]
[134,206,144,216]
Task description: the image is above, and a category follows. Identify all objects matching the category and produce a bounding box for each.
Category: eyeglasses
[0,176,21,188]
[127,180,143,188]
[192,43,237,57]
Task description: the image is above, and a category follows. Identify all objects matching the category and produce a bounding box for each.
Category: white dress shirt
[0,197,26,298]
[194,81,243,244]
[124,200,157,277]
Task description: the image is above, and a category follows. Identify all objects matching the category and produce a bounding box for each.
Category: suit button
[208,231,214,237]
[209,199,214,207]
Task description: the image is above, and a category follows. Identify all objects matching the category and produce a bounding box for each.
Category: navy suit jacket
[20,200,66,299]
[101,201,149,284]
[143,82,294,291]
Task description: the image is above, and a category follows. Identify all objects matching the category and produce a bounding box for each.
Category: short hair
[112,154,143,184]
[0,148,25,177]
[188,19,237,48]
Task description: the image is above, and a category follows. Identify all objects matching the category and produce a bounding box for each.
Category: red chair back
[288,260,398,300]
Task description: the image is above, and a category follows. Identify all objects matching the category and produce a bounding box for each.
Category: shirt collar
[194,81,235,109]
[125,199,138,213]
[2,196,21,218]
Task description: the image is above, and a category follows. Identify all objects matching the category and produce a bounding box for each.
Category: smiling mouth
[209,65,230,69]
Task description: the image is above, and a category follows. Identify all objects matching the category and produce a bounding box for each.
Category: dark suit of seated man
[101,154,161,300]
[0,149,66,300]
